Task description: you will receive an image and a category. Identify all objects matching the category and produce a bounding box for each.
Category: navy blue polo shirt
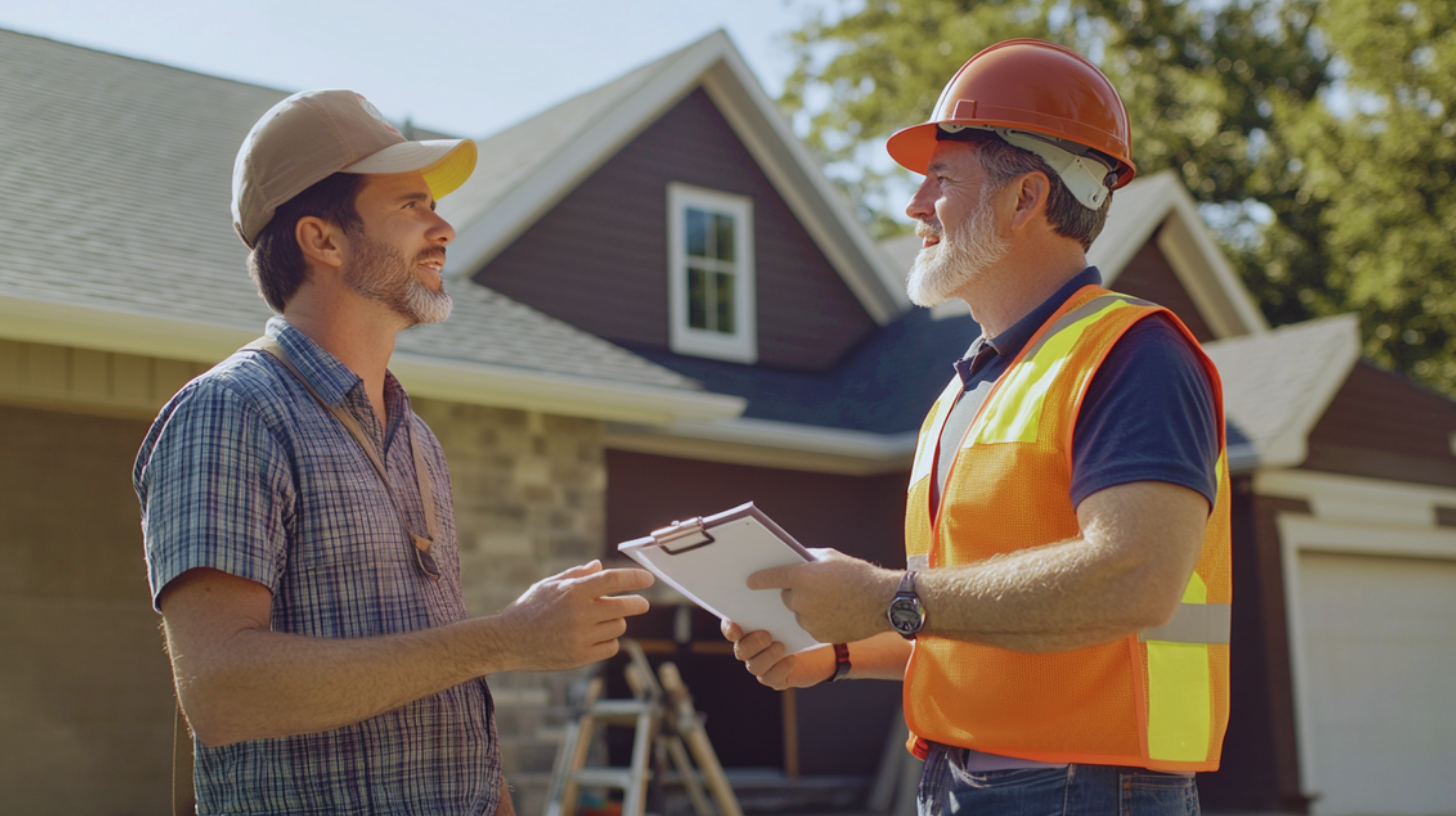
[931,267,1219,516]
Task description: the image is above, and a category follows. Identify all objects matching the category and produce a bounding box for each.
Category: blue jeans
[918,745,1200,816]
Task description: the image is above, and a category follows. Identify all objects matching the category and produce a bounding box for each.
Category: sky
[0,0,823,139]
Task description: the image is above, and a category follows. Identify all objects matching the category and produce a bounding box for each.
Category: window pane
[714,213,735,262]
[715,271,735,334]
[688,266,708,329]
[687,208,709,258]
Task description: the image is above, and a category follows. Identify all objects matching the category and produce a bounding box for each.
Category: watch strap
[829,642,851,683]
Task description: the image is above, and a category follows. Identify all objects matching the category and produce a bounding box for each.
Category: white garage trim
[1274,510,1456,813]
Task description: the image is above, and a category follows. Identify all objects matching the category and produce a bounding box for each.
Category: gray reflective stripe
[1018,292,1150,363]
[1141,603,1231,645]
[907,555,929,571]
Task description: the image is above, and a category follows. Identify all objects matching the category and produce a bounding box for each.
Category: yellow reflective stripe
[1147,641,1212,762]
[1181,571,1208,605]
[1146,570,1214,761]
[971,297,1135,446]
[909,377,963,490]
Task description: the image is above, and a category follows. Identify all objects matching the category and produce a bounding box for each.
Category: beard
[906,186,1010,307]
[343,233,453,327]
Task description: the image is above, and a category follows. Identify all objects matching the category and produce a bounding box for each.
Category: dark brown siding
[474,88,878,371]
[1301,361,1456,487]
[1110,237,1217,343]
[1200,484,1310,813]
[606,450,907,773]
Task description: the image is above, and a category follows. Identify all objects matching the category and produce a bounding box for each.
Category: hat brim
[342,138,479,200]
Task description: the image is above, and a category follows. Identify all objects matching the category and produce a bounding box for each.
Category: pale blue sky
[0,0,821,138]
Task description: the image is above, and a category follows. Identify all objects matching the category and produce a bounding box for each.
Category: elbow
[177,685,254,748]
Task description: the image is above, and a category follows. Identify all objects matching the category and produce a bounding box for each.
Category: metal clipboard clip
[650,517,717,555]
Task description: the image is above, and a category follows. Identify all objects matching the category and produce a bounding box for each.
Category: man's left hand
[748,549,900,644]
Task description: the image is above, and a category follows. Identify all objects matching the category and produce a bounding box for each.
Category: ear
[295,216,346,274]
[1007,171,1052,233]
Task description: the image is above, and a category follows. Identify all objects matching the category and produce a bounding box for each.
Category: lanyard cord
[243,337,442,579]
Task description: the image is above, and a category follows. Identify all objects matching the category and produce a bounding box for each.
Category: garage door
[1295,552,1456,816]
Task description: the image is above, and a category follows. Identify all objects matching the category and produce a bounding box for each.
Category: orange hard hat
[887,39,1136,206]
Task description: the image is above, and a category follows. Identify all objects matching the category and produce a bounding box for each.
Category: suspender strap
[242,337,442,578]
[172,702,195,815]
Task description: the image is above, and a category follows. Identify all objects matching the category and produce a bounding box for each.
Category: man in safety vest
[722,40,1230,814]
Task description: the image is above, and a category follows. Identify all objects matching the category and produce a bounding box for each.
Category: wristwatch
[887,570,926,639]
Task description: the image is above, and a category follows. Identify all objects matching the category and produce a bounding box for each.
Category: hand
[720,620,835,691]
[748,549,899,644]
[494,561,653,671]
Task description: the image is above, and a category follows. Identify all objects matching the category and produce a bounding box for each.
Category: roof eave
[0,293,744,426]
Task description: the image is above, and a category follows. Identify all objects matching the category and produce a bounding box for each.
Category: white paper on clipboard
[617,502,822,654]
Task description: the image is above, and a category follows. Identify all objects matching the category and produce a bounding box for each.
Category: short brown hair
[937,129,1114,250]
[247,173,364,312]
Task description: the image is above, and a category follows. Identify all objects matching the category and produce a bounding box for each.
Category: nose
[428,207,456,246]
[905,176,938,224]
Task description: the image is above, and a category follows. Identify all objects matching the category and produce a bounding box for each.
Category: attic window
[667,182,756,363]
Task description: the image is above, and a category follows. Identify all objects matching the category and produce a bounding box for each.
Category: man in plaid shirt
[134,89,654,815]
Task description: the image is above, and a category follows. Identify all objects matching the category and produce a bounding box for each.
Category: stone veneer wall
[411,399,608,813]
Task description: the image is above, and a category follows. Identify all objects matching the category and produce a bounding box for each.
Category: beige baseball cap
[231,89,478,248]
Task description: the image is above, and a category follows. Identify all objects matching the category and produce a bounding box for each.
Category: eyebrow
[396,191,436,208]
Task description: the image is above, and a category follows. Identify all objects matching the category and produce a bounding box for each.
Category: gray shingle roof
[1203,313,1360,468]
[0,28,697,393]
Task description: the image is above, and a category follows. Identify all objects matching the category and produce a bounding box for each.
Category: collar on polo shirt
[265,316,365,406]
[952,266,1103,388]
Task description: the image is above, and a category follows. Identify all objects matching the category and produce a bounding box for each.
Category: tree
[782,0,1456,396]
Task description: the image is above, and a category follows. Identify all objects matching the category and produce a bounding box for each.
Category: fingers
[732,629,776,663]
[747,564,799,591]
[721,619,744,642]
[557,560,603,580]
[756,653,797,690]
[579,567,655,595]
[597,594,649,619]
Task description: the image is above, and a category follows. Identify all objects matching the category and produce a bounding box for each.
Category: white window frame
[667,182,757,363]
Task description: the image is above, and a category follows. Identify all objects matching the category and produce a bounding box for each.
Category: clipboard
[617,502,822,654]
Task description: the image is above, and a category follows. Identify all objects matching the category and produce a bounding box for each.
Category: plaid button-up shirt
[135,317,500,815]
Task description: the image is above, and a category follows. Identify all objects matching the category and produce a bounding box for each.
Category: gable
[1302,362,1456,488]
[1109,233,1217,343]
[471,87,877,372]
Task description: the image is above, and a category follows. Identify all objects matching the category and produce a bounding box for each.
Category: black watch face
[889,597,923,635]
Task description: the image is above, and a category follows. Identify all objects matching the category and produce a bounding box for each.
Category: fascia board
[1156,182,1270,337]
[699,53,909,323]
[443,34,733,282]
[1255,467,1456,528]
[388,352,745,426]
[607,416,917,475]
[0,293,261,364]
[0,293,745,426]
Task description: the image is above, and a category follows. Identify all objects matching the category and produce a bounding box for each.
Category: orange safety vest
[902,285,1231,772]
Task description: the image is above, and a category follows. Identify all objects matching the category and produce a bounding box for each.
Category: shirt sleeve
[1069,313,1220,510]
[138,381,294,611]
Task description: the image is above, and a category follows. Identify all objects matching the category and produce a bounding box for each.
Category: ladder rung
[572,768,645,788]
[589,700,654,717]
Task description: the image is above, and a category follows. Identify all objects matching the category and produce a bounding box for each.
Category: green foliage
[782,0,1456,396]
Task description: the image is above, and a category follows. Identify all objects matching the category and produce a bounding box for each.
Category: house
[2,23,1454,816]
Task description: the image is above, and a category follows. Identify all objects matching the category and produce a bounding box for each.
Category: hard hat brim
[888,120,1135,189]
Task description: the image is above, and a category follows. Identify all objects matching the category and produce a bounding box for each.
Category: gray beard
[344,234,453,327]
[906,189,1011,308]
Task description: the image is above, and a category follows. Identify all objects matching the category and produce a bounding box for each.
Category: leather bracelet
[828,642,851,683]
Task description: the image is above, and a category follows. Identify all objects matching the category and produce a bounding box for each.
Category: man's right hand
[494,561,653,671]
[720,619,835,691]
